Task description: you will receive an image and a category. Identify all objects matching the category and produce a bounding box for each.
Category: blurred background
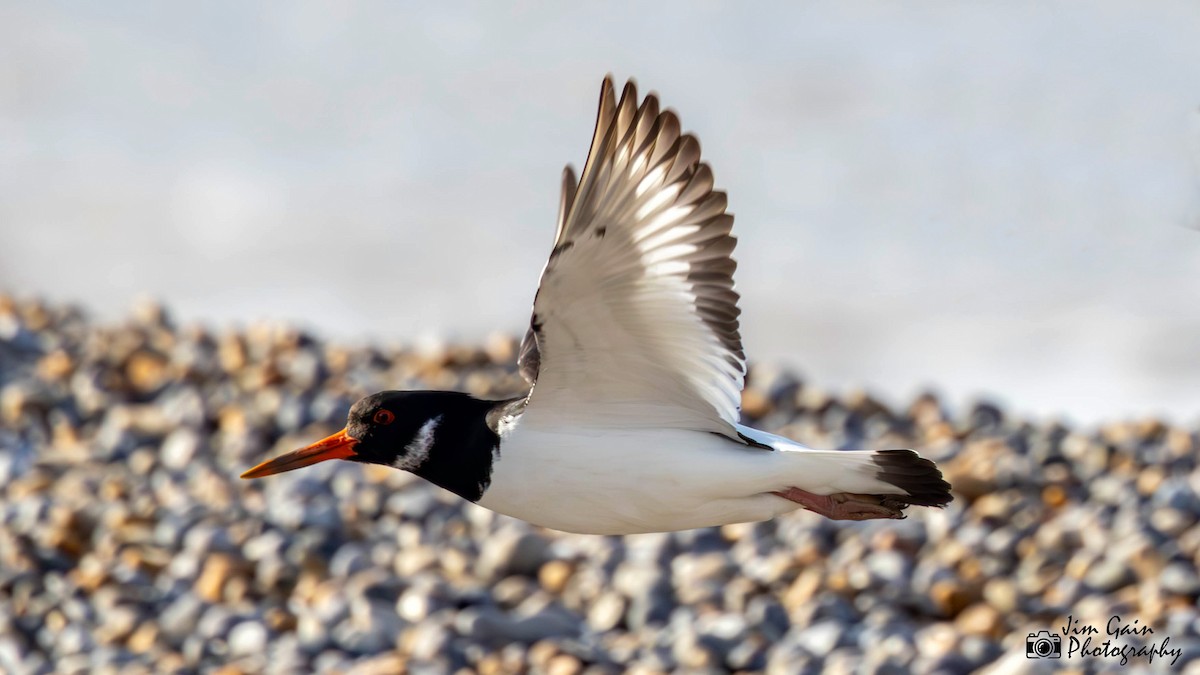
[3,1,1199,425]
[4,6,1200,674]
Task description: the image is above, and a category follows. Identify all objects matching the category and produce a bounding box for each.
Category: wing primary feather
[554,166,578,243]
[523,78,750,439]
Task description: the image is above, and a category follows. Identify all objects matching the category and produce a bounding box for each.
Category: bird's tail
[778,447,952,506]
[862,448,953,507]
[738,425,952,508]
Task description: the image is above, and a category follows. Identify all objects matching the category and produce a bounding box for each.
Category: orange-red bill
[240,428,359,479]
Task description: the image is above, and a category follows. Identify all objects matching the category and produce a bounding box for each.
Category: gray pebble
[296,614,331,654]
[1161,562,1200,596]
[228,621,269,657]
[1084,557,1135,592]
[866,550,912,585]
[456,606,580,644]
[55,623,93,656]
[959,635,1002,666]
[158,593,205,640]
[265,633,309,673]
[160,428,201,470]
[795,620,843,655]
[746,595,790,641]
[407,622,452,661]
[312,650,353,673]
[7,299,1200,674]
[330,542,371,578]
[476,529,550,581]
[727,637,769,671]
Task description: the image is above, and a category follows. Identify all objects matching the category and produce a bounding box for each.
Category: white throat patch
[393,415,443,471]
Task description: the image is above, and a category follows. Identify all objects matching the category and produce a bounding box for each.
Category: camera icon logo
[1026,630,1062,659]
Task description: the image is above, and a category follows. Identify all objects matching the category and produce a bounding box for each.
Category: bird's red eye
[373,410,395,425]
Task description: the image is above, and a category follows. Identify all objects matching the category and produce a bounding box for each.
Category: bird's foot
[772,488,907,521]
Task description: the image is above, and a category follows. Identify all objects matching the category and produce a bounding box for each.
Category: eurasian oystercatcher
[241,77,952,534]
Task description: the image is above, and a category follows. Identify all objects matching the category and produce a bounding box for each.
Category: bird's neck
[409,395,524,502]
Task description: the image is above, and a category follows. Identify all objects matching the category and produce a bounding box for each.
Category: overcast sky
[3,2,1200,425]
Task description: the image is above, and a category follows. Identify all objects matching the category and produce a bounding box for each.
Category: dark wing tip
[873,449,954,507]
[619,79,637,102]
[600,73,615,95]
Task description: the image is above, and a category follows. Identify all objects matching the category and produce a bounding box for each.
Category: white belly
[477,426,798,534]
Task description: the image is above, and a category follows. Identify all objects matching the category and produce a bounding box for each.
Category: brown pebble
[1166,428,1194,455]
[127,622,158,653]
[125,350,169,393]
[791,538,826,567]
[45,609,66,633]
[845,389,890,418]
[538,560,574,594]
[527,640,560,670]
[439,548,469,580]
[393,547,438,577]
[484,332,517,365]
[195,553,239,603]
[265,607,297,632]
[347,654,409,675]
[971,493,1010,519]
[1,387,30,427]
[740,387,771,419]
[1064,551,1096,581]
[1136,466,1164,496]
[941,439,1007,500]
[908,392,945,427]
[547,654,583,675]
[955,603,1003,638]
[475,653,505,675]
[464,372,500,396]
[1128,541,1164,581]
[21,299,50,331]
[120,546,171,576]
[1135,418,1167,442]
[223,575,250,604]
[70,555,109,592]
[1100,421,1134,446]
[957,558,984,585]
[131,297,170,327]
[982,579,1019,614]
[218,406,248,436]
[871,529,899,552]
[1109,451,1135,474]
[719,522,755,542]
[930,578,973,617]
[218,334,248,373]
[723,576,760,613]
[37,349,74,381]
[783,568,822,610]
[925,421,957,444]
[157,653,187,672]
[1042,484,1068,508]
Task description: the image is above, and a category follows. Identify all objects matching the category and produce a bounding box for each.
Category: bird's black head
[240,390,483,479]
[344,391,454,469]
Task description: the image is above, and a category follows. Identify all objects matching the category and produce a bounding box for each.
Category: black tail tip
[873,449,953,507]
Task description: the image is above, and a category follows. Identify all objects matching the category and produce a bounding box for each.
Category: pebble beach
[1,295,1197,674]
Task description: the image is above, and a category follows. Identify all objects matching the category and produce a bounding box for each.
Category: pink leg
[772,487,907,521]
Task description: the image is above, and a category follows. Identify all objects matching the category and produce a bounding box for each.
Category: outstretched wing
[518,77,746,438]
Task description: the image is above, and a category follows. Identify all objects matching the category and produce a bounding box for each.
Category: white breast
[478,424,797,535]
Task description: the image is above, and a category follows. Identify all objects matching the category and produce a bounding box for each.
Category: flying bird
[241,77,952,534]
